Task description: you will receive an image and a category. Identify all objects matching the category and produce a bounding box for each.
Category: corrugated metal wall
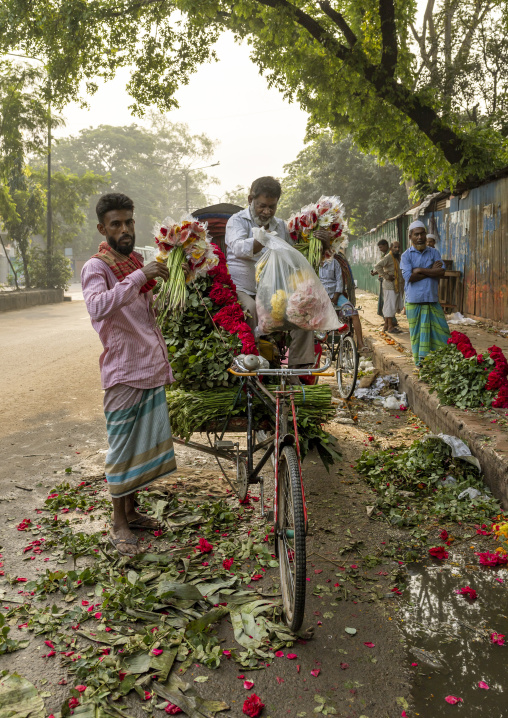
[349,175,508,323]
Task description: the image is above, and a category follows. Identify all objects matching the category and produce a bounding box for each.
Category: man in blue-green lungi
[400,220,449,365]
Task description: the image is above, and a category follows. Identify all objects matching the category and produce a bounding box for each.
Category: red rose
[243,694,265,717]
[486,371,504,390]
[429,546,449,560]
[198,537,213,553]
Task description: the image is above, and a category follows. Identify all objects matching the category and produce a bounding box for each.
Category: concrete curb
[365,334,508,509]
[0,289,64,312]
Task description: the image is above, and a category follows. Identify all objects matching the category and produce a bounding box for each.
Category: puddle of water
[399,555,508,715]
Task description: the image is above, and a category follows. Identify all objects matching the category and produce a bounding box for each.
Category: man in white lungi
[373,240,404,334]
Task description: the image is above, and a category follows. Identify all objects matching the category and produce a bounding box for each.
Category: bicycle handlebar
[229,353,333,377]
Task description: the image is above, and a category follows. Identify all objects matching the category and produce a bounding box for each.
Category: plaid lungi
[406,302,450,365]
[103,384,176,498]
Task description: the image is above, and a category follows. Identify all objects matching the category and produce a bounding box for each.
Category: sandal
[128,514,160,531]
[109,534,139,556]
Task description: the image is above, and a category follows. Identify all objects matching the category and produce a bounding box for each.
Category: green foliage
[1,1,506,190]
[52,118,218,254]
[419,345,495,409]
[1,164,46,288]
[357,438,500,526]
[32,167,107,251]
[161,275,241,391]
[278,133,408,235]
[0,614,29,654]
[27,247,73,289]
[0,60,52,178]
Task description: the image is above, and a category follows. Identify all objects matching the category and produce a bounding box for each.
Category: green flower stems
[157,246,187,324]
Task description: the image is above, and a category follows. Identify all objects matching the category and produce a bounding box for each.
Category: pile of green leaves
[419,345,495,409]
[3,482,298,716]
[160,276,241,391]
[357,437,501,526]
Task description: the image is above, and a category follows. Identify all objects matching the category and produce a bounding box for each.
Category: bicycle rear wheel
[277,446,306,632]
[336,334,358,399]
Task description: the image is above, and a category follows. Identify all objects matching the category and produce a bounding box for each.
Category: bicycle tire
[277,445,306,632]
[336,334,358,400]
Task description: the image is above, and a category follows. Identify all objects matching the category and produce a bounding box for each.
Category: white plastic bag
[254,228,339,334]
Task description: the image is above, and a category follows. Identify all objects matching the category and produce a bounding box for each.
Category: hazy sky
[56,32,309,200]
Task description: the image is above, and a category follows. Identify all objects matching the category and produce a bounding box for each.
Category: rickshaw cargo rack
[166,383,335,442]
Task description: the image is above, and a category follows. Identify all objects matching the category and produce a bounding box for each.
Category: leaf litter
[0,480,299,716]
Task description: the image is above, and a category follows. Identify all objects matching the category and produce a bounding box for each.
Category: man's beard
[250,201,271,227]
[392,252,400,260]
[108,233,135,256]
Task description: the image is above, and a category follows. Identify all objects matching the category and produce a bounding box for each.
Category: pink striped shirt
[81,257,173,390]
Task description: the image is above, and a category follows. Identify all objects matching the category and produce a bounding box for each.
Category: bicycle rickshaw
[172,348,334,632]
[168,204,337,630]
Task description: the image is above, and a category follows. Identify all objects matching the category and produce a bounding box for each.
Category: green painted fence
[348,215,410,295]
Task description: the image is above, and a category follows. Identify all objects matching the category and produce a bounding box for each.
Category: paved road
[0,300,106,487]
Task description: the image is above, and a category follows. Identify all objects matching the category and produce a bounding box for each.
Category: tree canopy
[1,1,507,191]
[278,133,409,235]
[52,118,219,254]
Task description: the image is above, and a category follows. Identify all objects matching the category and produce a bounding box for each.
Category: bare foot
[125,511,159,530]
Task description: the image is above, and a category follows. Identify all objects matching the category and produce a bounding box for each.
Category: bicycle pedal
[214,440,236,449]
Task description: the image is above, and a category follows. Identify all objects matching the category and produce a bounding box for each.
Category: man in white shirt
[225,176,315,366]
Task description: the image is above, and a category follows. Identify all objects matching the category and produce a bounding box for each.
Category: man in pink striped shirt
[82,193,177,556]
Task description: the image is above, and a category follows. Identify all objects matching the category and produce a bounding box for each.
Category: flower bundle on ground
[419,331,508,409]
[287,195,347,271]
[356,437,500,526]
[493,521,508,555]
[153,215,219,317]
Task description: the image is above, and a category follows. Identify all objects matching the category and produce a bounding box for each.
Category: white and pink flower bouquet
[287,195,347,272]
[153,215,219,317]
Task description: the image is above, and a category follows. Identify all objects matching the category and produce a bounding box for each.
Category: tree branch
[454,0,493,70]
[378,0,398,76]
[254,0,350,59]
[253,0,466,166]
[318,1,357,48]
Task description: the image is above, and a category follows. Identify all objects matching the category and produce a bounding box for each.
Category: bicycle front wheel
[336,334,358,399]
[277,446,306,632]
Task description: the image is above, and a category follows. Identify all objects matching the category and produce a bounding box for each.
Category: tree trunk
[19,242,31,289]
[0,235,19,290]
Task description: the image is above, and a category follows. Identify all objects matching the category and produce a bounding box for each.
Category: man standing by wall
[82,193,176,556]
[371,239,389,322]
[400,221,449,365]
[373,240,404,334]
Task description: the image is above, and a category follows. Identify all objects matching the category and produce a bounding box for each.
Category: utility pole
[46,78,52,279]
[153,161,220,214]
